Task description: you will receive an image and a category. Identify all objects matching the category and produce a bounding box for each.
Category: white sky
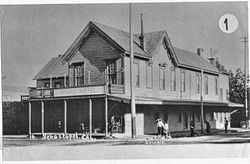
[0,2,248,87]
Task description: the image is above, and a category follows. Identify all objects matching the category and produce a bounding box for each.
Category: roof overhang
[228,102,244,108]
[108,95,230,107]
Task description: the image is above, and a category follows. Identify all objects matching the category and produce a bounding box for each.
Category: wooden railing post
[64,100,67,134]
[29,101,32,136]
[41,101,44,134]
[89,99,92,138]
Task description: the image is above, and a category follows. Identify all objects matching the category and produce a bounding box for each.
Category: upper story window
[170,68,176,91]
[146,63,153,88]
[220,88,223,101]
[54,82,61,88]
[215,77,218,95]
[134,62,140,87]
[159,66,165,90]
[181,70,186,92]
[74,62,84,86]
[226,89,229,100]
[44,83,50,88]
[204,75,208,94]
[196,73,200,94]
[107,60,117,84]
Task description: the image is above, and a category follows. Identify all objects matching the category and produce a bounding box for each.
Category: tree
[229,68,245,104]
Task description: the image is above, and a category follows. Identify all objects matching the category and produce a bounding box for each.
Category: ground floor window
[178,111,182,122]
[210,112,214,121]
[183,112,188,129]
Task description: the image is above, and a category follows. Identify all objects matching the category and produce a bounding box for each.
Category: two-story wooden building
[25,21,238,137]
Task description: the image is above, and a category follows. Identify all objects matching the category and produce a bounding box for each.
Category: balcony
[28,84,124,99]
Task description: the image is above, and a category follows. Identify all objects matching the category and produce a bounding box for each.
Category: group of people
[190,117,229,137]
[190,120,211,137]
[156,119,171,139]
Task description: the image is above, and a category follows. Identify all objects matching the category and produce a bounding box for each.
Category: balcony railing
[29,87,54,98]
[28,84,125,99]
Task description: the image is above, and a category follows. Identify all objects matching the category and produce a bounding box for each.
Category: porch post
[89,99,92,138]
[29,101,32,135]
[41,101,44,134]
[105,96,108,137]
[64,100,67,134]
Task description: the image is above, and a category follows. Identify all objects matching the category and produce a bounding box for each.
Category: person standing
[224,118,228,133]
[190,121,195,137]
[204,121,211,135]
[156,119,164,138]
[163,121,170,139]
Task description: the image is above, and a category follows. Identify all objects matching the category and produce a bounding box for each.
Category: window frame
[159,66,165,90]
[215,77,218,95]
[196,73,200,94]
[180,70,186,92]
[73,62,84,87]
[204,75,208,94]
[178,111,182,123]
[226,89,229,100]
[134,61,140,87]
[220,88,223,101]
[106,60,118,85]
[146,62,153,88]
[170,67,176,91]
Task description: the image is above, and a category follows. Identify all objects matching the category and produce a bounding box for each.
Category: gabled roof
[35,21,220,80]
[140,30,219,74]
[33,56,68,80]
[173,47,219,74]
[62,21,150,62]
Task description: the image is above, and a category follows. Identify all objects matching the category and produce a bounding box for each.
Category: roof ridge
[92,21,129,34]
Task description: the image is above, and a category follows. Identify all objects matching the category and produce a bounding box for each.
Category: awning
[228,102,244,108]
[108,95,230,106]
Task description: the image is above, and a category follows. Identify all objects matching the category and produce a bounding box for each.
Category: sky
[0,2,248,88]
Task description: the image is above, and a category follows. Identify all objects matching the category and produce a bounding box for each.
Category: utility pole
[241,36,249,128]
[129,3,136,138]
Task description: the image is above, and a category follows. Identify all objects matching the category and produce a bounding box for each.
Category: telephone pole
[129,3,136,138]
[241,36,249,128]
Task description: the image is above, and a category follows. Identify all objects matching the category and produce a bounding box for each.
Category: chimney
[139,13,146,51]
[207,57,216,65]
[197,48,204,56]
[207,48,216,65]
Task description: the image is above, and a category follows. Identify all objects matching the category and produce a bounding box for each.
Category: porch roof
[107,95,230,107]
[228,102,244,108]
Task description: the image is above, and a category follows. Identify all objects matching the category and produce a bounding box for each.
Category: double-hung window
[215,77,218,95]
[146,63,153,88]
[204,75,208,94]
[196,74,200,94]
[170,68,176,91]
[107,60,117,84]
[134,62,140,87]
[74,62,84,86]
[181,70,185,92]
[159,66,165,90]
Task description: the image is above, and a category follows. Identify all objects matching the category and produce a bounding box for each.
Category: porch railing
[29,87,53,98]
[29,84,125,99]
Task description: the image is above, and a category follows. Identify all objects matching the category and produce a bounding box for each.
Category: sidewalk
[3,128,250,145]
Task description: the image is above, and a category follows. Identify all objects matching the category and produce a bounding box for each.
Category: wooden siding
[123,43,227,102]
[68,31,122,86]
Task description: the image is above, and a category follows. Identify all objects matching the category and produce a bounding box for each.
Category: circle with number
[219,14,238,33]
